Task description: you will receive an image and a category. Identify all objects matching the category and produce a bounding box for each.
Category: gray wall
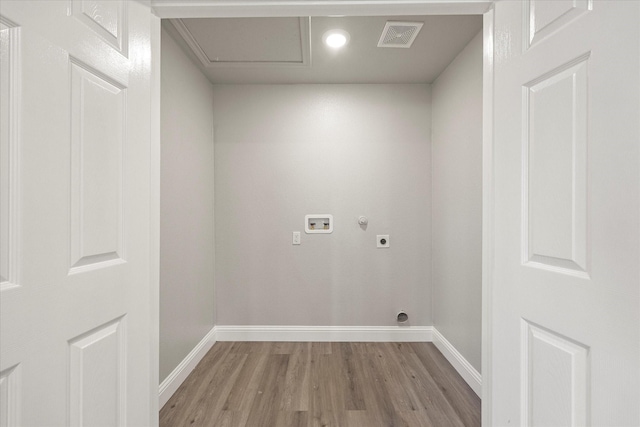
[432,32,483,372]
[160,26,215,383]
[213,84,432,326]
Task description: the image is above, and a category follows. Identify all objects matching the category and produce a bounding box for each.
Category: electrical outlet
[377,235,389,248]
[292,231,301,245]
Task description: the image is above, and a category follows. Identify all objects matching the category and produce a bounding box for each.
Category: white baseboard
[158,326,217,409]
[215,325,433,342]
[432,328,482,397]
[158,325,481,407]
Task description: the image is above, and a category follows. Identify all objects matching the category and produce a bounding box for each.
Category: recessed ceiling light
[323,29,350,48]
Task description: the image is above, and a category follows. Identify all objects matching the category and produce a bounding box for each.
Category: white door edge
[481,5,495,426]
[150,10,162,424]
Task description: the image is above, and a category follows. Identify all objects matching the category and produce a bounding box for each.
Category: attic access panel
[169,17,311,68]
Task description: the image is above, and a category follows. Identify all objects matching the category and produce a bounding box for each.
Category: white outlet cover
[377,235,390,248]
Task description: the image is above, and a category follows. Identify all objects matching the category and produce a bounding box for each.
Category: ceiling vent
[377,21,424,48]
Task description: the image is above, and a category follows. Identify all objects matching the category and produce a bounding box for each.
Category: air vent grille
[377,21,424,48]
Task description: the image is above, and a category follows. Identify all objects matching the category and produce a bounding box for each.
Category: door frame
[150,1,496,425]
[150,11,162,425]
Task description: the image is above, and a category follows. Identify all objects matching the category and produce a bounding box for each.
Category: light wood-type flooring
[160,342,480,427]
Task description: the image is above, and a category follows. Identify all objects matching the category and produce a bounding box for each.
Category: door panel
[0,1,154,425]
[492,1,639,426]
[523,54,589,277]
[69,0,128,55]
[526,0,590,48]
[0,16,18,292]
[69,58,125,273]
[69,317,125,427]
[0,363,20,427]
[521,319,589,427]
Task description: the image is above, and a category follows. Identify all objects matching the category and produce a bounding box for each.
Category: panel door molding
[524,0,592,49]
[69,317,126,427]
[69,57,126,274]
[521,319,590,427]
[0,364,21,427]
[0,16,20,291]
[521,52,590,278]
[69,0,128,56]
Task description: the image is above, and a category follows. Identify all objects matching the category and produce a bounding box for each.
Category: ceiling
[166,15,482,84]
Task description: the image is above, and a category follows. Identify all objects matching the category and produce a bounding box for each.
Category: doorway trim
[150,1,495,425]
[151,1,492,18]
[481,6,494,426]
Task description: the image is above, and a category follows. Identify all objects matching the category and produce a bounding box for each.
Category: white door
[491,1,639,426]
[0,1,156,426]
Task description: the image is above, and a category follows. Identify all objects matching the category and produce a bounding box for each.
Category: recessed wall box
[305,214,333,234]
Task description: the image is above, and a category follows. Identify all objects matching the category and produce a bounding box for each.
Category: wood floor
[160,342,480,427]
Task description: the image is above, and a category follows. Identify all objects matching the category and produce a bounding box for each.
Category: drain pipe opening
[397,311,409,323]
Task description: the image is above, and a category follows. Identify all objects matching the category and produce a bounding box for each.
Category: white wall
[213,84,432,326]
[431,32,483,372]
[160,25,215,382]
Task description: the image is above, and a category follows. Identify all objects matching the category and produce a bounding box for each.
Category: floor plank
[411,343,481,427]
[221,352,268,414]
[245,354,290,427]
[160,342,233,427]
[335,343,366,411]
[281,343,311,411]
[160,342,481,427]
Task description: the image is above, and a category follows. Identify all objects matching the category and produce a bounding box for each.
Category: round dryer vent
[397,311,409,323]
